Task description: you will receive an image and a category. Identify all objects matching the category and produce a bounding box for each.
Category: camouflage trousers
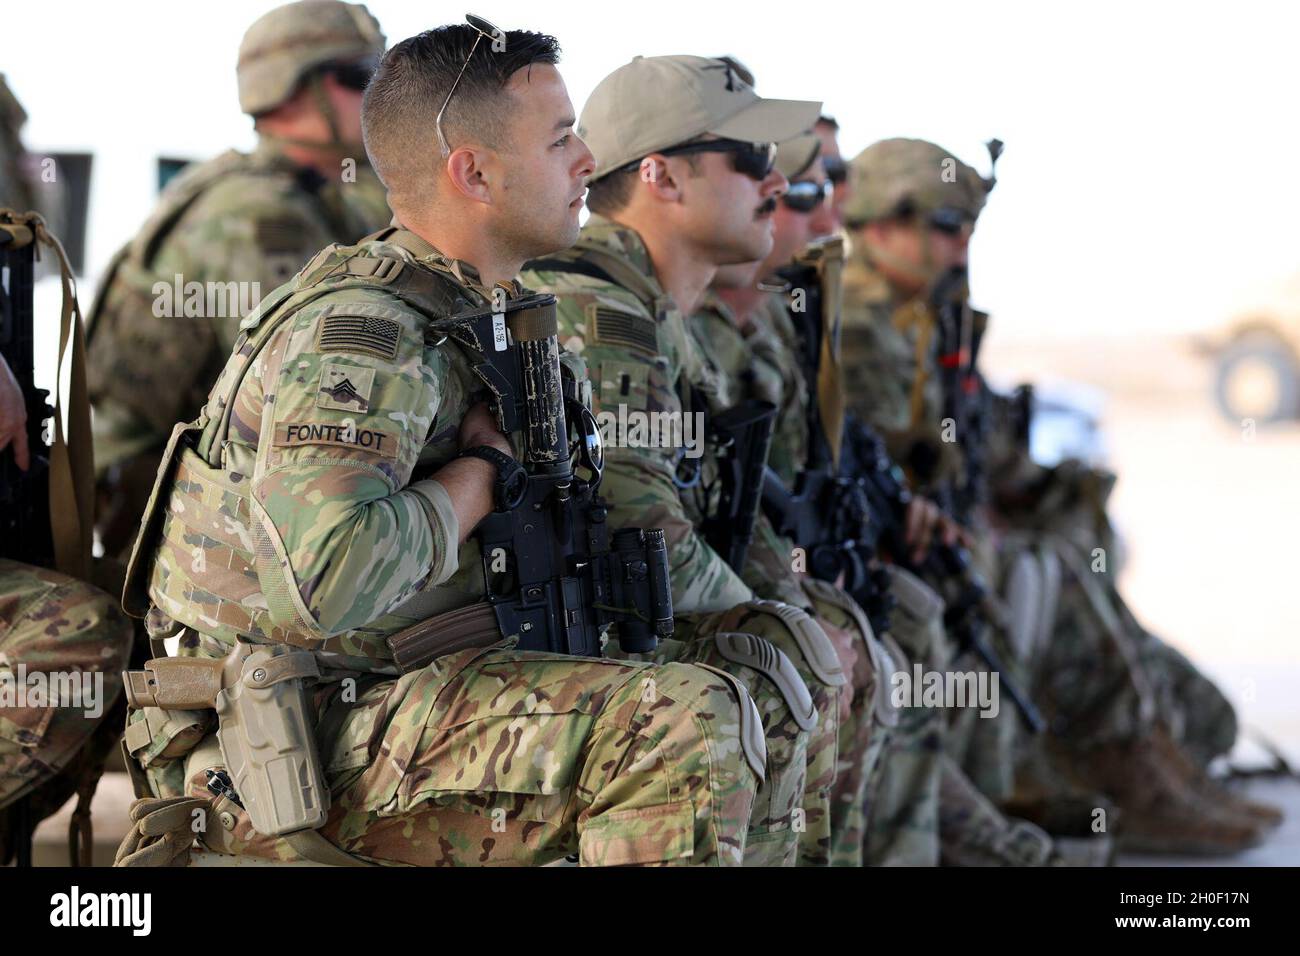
[1008,533,1236,764]
[643,596,866,866]
[863,567,945,865]
[0,559,132,812]
[798,578,891,865]
[864,564,1036,865]
[129,641,760,866]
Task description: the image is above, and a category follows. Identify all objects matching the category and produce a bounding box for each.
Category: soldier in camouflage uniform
[525,56,886,866]
[115,23,761,868]
[701,134,1058,865]
[1,82,135,865]
[837,136,1280,853]
[88,0,395,562]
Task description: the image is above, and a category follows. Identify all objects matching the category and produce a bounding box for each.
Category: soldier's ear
[444,145,495,205]
[637,156,685,205]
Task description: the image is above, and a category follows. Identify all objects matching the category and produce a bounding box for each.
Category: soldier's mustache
[755,197,778,217]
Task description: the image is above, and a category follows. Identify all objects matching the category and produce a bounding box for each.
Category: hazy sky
[8,0,1300,346]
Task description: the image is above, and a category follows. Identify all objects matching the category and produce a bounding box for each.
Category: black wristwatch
[458,445,528,512]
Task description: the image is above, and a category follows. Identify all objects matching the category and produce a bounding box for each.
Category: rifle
[930,266,988,524]
[844,418,1045,733]
[441,293,673,658]
[759,237,892,619]
[700,398,777,572]
[0,217,54,567]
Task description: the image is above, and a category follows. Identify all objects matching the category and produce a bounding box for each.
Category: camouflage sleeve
[546,282,754,614]
[742,514,813,609]
[248,292,461,636]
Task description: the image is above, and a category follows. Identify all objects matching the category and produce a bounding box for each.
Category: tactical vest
[122,229,478,669]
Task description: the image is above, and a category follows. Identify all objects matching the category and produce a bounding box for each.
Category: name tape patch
[273,421,397,458]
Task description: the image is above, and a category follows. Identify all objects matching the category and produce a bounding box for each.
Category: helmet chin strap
[258,74,366,159]
[861,224,937,294]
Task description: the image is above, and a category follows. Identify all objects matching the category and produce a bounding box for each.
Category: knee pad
[712,632,817,732]
[739,599,847,689]
[1003,545,1063,664]
[798,578,899,728]
[689,663,768,783]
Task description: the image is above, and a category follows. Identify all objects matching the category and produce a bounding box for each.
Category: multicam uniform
[838,138,1272,854]
[839,246,1235,770]
[525,216,883,865]
[87,142,391,560]
[1,85,135,865]
[695,286,1050,866]
[88,0,394,561]
[0,561,133,862]
[122,227,760,866]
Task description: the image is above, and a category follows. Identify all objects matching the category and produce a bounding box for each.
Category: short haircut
[362,24,560,206]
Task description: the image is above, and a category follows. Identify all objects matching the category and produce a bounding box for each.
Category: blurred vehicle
[1199,271,1300,424]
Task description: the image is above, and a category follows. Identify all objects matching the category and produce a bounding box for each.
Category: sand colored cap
[843,137,993,225]
[237,0,385,116]
[579,55,821,181]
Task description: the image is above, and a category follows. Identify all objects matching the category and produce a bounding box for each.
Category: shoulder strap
[132,150,261,269]
[525,244,664,316]
[198,243,462,463]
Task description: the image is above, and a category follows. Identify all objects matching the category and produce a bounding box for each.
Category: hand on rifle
[428,401,518,545]
[903,495,970,565]
[458,400,514,458]
[0,354,29,471]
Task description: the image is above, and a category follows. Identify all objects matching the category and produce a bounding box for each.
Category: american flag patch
[589,305,658,355]
[318,314,403,360]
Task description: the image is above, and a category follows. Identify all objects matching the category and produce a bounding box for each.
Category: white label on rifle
[492,312,508,351]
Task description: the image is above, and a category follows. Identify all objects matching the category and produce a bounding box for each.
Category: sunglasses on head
[324,61,375,93]
[781,178,833,213]
[436,14,503,155]
[822,155,847,186]
[621,138,778,181]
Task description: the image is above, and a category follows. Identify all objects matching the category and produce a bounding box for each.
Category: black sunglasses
[928,206,973,236]
[822,155,847,186]
[620,138,778,181]
[324,62,374,93]
[781,178,833,213]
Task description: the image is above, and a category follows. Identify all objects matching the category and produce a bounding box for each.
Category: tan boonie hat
[843,137,993,225]
[579,55,821,181]
[237,0,385,116]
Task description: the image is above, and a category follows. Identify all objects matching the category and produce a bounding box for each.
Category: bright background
[6,1,1299,778]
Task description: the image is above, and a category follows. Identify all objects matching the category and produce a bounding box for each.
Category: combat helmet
[237,0,385,117]
[843,137,998,228]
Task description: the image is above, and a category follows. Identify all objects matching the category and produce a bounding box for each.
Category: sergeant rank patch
[273,422,397,457]
[317,362,375,413]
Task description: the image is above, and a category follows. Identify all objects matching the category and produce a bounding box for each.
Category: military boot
[938,755,1054,866]
[1148,727,1284,832]
[1059,729,1268,855]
